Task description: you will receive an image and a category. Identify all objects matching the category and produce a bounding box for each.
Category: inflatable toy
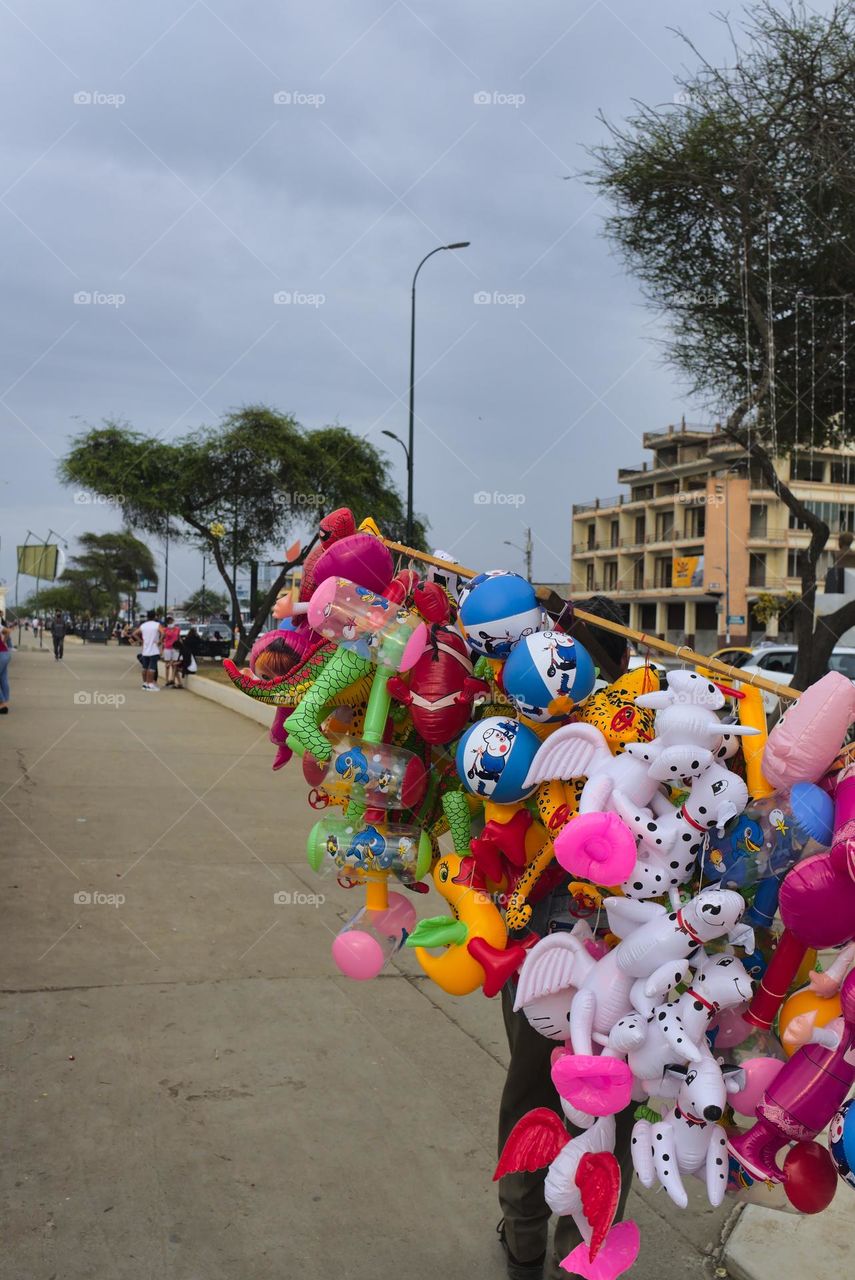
[762,670,855,789]
[606,951,753,1092]
[387,583,489,743]
[747,767,855,1029]
[218,510,855,1254]
[495,1111,641,1280]
[829,1098,855,1189]
[729,970,855,1181]
[632,1057,745,1208]
[458,570,544,658]
[456,716,540,803]
[405,853,516,995]
[502,629,595,721]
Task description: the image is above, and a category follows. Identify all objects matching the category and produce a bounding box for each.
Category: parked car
[695,646,754,681]
[736,644,855,719]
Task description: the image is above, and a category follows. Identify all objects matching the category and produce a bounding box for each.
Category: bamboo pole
[381,538,801,702]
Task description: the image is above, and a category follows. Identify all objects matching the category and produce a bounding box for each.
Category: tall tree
[59,406,427,662]
[180,587,231,619]
[590,0,855,687]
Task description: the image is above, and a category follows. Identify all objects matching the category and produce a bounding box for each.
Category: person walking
[133,610,163,691]
[161,616,181,687]
[49,610,66,661]
[0,616,12,714]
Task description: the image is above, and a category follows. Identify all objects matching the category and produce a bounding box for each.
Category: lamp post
[381,430,411,538]
[407,241,470,543]
[504,529,533,582]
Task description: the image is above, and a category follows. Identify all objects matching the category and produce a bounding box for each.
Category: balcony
[618,462,649,481]
[572,494,626,514]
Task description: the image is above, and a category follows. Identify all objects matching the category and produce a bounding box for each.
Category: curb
[185,672,274,729]
[721,1190,854,1280]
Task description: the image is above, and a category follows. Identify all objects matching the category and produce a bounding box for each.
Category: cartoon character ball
[502,630,595,722]
[458,572,544,659]
[455,716,540,803]
[829,1098,855,1189]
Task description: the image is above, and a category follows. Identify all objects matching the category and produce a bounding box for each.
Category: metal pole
[163,516,169,620]
[407,242,469,545]
[201,552,206,620]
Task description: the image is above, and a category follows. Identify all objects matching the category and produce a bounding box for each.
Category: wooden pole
[380,538,800,702]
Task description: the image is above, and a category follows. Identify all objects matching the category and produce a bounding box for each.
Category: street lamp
[381,431,411,539]
[407,240,470,543]
[504,529,533,582]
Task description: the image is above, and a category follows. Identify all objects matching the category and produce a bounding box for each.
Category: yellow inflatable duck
[405,853,510,996]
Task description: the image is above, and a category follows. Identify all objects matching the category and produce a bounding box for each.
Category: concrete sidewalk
[0,645,768,1279]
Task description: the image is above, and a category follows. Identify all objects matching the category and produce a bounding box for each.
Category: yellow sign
[17,544,59,580]
[671,554,699,589]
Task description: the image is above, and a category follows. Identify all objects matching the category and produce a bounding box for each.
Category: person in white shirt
[133,610,163,691]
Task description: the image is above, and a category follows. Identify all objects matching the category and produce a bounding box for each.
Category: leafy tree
[59,406,426,662]
[181,587,231,619]
[589,0,855,688]
[21,582,96,619]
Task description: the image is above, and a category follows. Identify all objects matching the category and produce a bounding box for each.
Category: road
[1,643,736,1280]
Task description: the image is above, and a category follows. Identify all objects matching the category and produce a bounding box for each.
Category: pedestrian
[175,626,201,689]
[49,610,66,661]
[496,595,634,1280]
[133,609,163,691]
[161,615,181,687]
[0,615,12,714]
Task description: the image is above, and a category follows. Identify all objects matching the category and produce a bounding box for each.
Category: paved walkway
[2,645,741,1280]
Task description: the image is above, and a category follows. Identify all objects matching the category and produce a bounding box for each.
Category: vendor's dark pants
[52,635,63,659]
[498,980,635,1279]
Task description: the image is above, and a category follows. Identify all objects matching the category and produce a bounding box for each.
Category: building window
[604,560,618,590]
[634,515,645,543]
[788,501,855,532]
[635,484,654,501]
[787,549,807,579]
[633,558,644,589]
[640,603,657,631]
[586,524,595,549]
[655,511,675,541]
[667,602,685,632]
[749,505,768,537]
[658,446,678,468]
[748,554,766,587]
[696,602,718,630]
[831,459,855,485]
[654,557,671,588]
[684,505,705,538]
[610,520,619,548]
[790,455,826,483]
[586,563,595,591]
[657,481,678,496]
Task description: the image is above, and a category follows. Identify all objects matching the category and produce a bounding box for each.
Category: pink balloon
[728,1056,785,1116]
[712,1005,752,1049]
[331,930,385,980]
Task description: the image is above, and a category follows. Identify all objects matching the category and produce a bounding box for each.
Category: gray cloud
[2,0,828,603]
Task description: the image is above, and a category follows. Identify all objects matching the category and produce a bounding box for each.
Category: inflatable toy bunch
[225,511,855,1277]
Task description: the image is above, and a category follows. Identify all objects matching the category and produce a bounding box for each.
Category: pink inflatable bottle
[728,970,855,1182]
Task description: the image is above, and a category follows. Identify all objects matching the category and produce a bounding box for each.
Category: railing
[573,494,626,513]
[644,422,716,440]
[618,463,648,477]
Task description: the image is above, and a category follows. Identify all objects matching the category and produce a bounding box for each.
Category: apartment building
[570,422,855,651]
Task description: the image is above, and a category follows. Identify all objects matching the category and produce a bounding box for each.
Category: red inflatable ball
[782,1140,838,1213]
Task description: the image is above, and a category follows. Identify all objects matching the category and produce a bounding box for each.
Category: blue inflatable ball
[456,716,540,803]
[459,571,544,659]
[829,1099,855,1189]
[278,617,299,632]
[502,630,595,722]
[457,569,510,613]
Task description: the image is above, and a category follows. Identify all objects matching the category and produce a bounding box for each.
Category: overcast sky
[0,0,831,607]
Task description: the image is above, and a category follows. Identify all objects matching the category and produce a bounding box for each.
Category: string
[741,235,753,454]
[766,218,777,455]
[794,292,800,447]
[810,296,816,465]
